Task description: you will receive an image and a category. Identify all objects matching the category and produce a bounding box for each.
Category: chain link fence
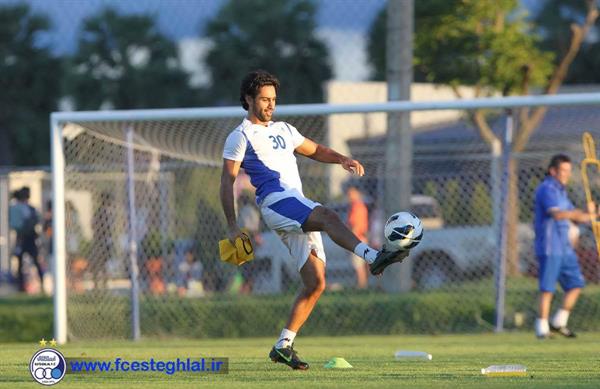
[53,102,600,340]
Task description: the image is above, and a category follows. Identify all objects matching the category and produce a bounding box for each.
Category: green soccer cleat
[369,245,410,276]
[269,344,309,370]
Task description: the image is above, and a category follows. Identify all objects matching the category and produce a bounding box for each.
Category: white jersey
[223,118,306,203]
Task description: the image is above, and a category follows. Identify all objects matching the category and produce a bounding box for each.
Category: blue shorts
[259,189,326,271]
[260,189,319,232]
[538,254,585,292]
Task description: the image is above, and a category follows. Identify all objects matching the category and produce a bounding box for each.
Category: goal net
[52,93,600,342]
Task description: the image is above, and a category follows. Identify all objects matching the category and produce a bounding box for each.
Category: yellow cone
[324,357,353,369]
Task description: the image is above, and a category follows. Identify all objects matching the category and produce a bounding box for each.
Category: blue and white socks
[275,328,296,349]
[535,318,549,337]
[354,242,378,264]
[551,309,570,328]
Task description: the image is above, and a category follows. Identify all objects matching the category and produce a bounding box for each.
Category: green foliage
[423,181,439,201]
[442,179,461,225]
[203,0,332,105]
[368,0,453,82]
[366,6,387,82]
[8,283,600,341]
[534,0,600,84]
[368,0,555,95]
[0,4,61,165]
[469,181,492,225]
[0,296,53,342]
[65,8,197,110]
[520,175,541,222]
[140,230,172,259]
[174,168,224,238]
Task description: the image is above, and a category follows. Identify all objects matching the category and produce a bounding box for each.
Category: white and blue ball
[384,211,423,250]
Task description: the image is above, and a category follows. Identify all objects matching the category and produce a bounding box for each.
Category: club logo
[30,348,66,385]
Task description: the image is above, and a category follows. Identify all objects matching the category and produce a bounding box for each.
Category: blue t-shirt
[534,176,576,257]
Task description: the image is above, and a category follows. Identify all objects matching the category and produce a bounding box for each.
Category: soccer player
[220,70,409,370]
[534,154,595,339]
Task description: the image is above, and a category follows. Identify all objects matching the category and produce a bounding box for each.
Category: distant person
[140,231,166,295]
[9,187,44,292]
[176,240,203,297]
[533,154,596,339]
[346,186,369,289]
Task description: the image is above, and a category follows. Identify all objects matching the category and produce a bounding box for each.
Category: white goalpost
[52,92,600,344]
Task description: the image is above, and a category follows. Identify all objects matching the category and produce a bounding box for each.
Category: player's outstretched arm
[220,158,244,243]
[295,138,364,176]
[550,207,597,223]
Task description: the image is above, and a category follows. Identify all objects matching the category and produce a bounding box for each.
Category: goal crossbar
[52,92,600,123]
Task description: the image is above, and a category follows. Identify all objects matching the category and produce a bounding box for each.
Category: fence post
[383,0,414,292]
[495,111,513,332]
[51,118,68,344]
[0,171,9,279]
[126,127,141,341]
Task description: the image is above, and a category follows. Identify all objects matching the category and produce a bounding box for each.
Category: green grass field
[2,333,600,388]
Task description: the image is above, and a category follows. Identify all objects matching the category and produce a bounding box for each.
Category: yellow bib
[218,233,254,266]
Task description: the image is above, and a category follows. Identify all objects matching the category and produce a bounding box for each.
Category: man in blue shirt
[534,154,594,339]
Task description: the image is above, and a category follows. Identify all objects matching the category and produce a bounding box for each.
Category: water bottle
[394,351,432,360]
[481,364,527,376]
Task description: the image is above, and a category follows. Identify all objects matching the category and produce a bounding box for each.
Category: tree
[369,0,554,90]
[65,8,196,110]
[368,0,598,274]
[367,7,386,82]
[368,1,438,82]
[535,0,600,84]
[203,0,332,105]
[0,4,61,166]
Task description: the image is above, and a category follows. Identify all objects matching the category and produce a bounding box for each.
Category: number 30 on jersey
[269,135,286,149]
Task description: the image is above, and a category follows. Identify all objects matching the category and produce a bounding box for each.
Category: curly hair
[239,70,280,111]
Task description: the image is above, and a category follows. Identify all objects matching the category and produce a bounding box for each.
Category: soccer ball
[384,211,423,251]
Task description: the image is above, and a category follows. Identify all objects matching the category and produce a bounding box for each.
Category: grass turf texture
[1,333,599,388]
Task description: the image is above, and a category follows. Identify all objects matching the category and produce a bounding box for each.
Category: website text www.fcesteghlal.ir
[67,357,229,375]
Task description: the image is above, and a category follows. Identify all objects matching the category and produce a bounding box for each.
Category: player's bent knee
[307,278,326,296]
[303,273,326,296]
[315,277,326,293]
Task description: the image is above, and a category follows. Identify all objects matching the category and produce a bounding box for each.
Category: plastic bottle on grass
[394,351,432,360]
[481,364,527,376]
